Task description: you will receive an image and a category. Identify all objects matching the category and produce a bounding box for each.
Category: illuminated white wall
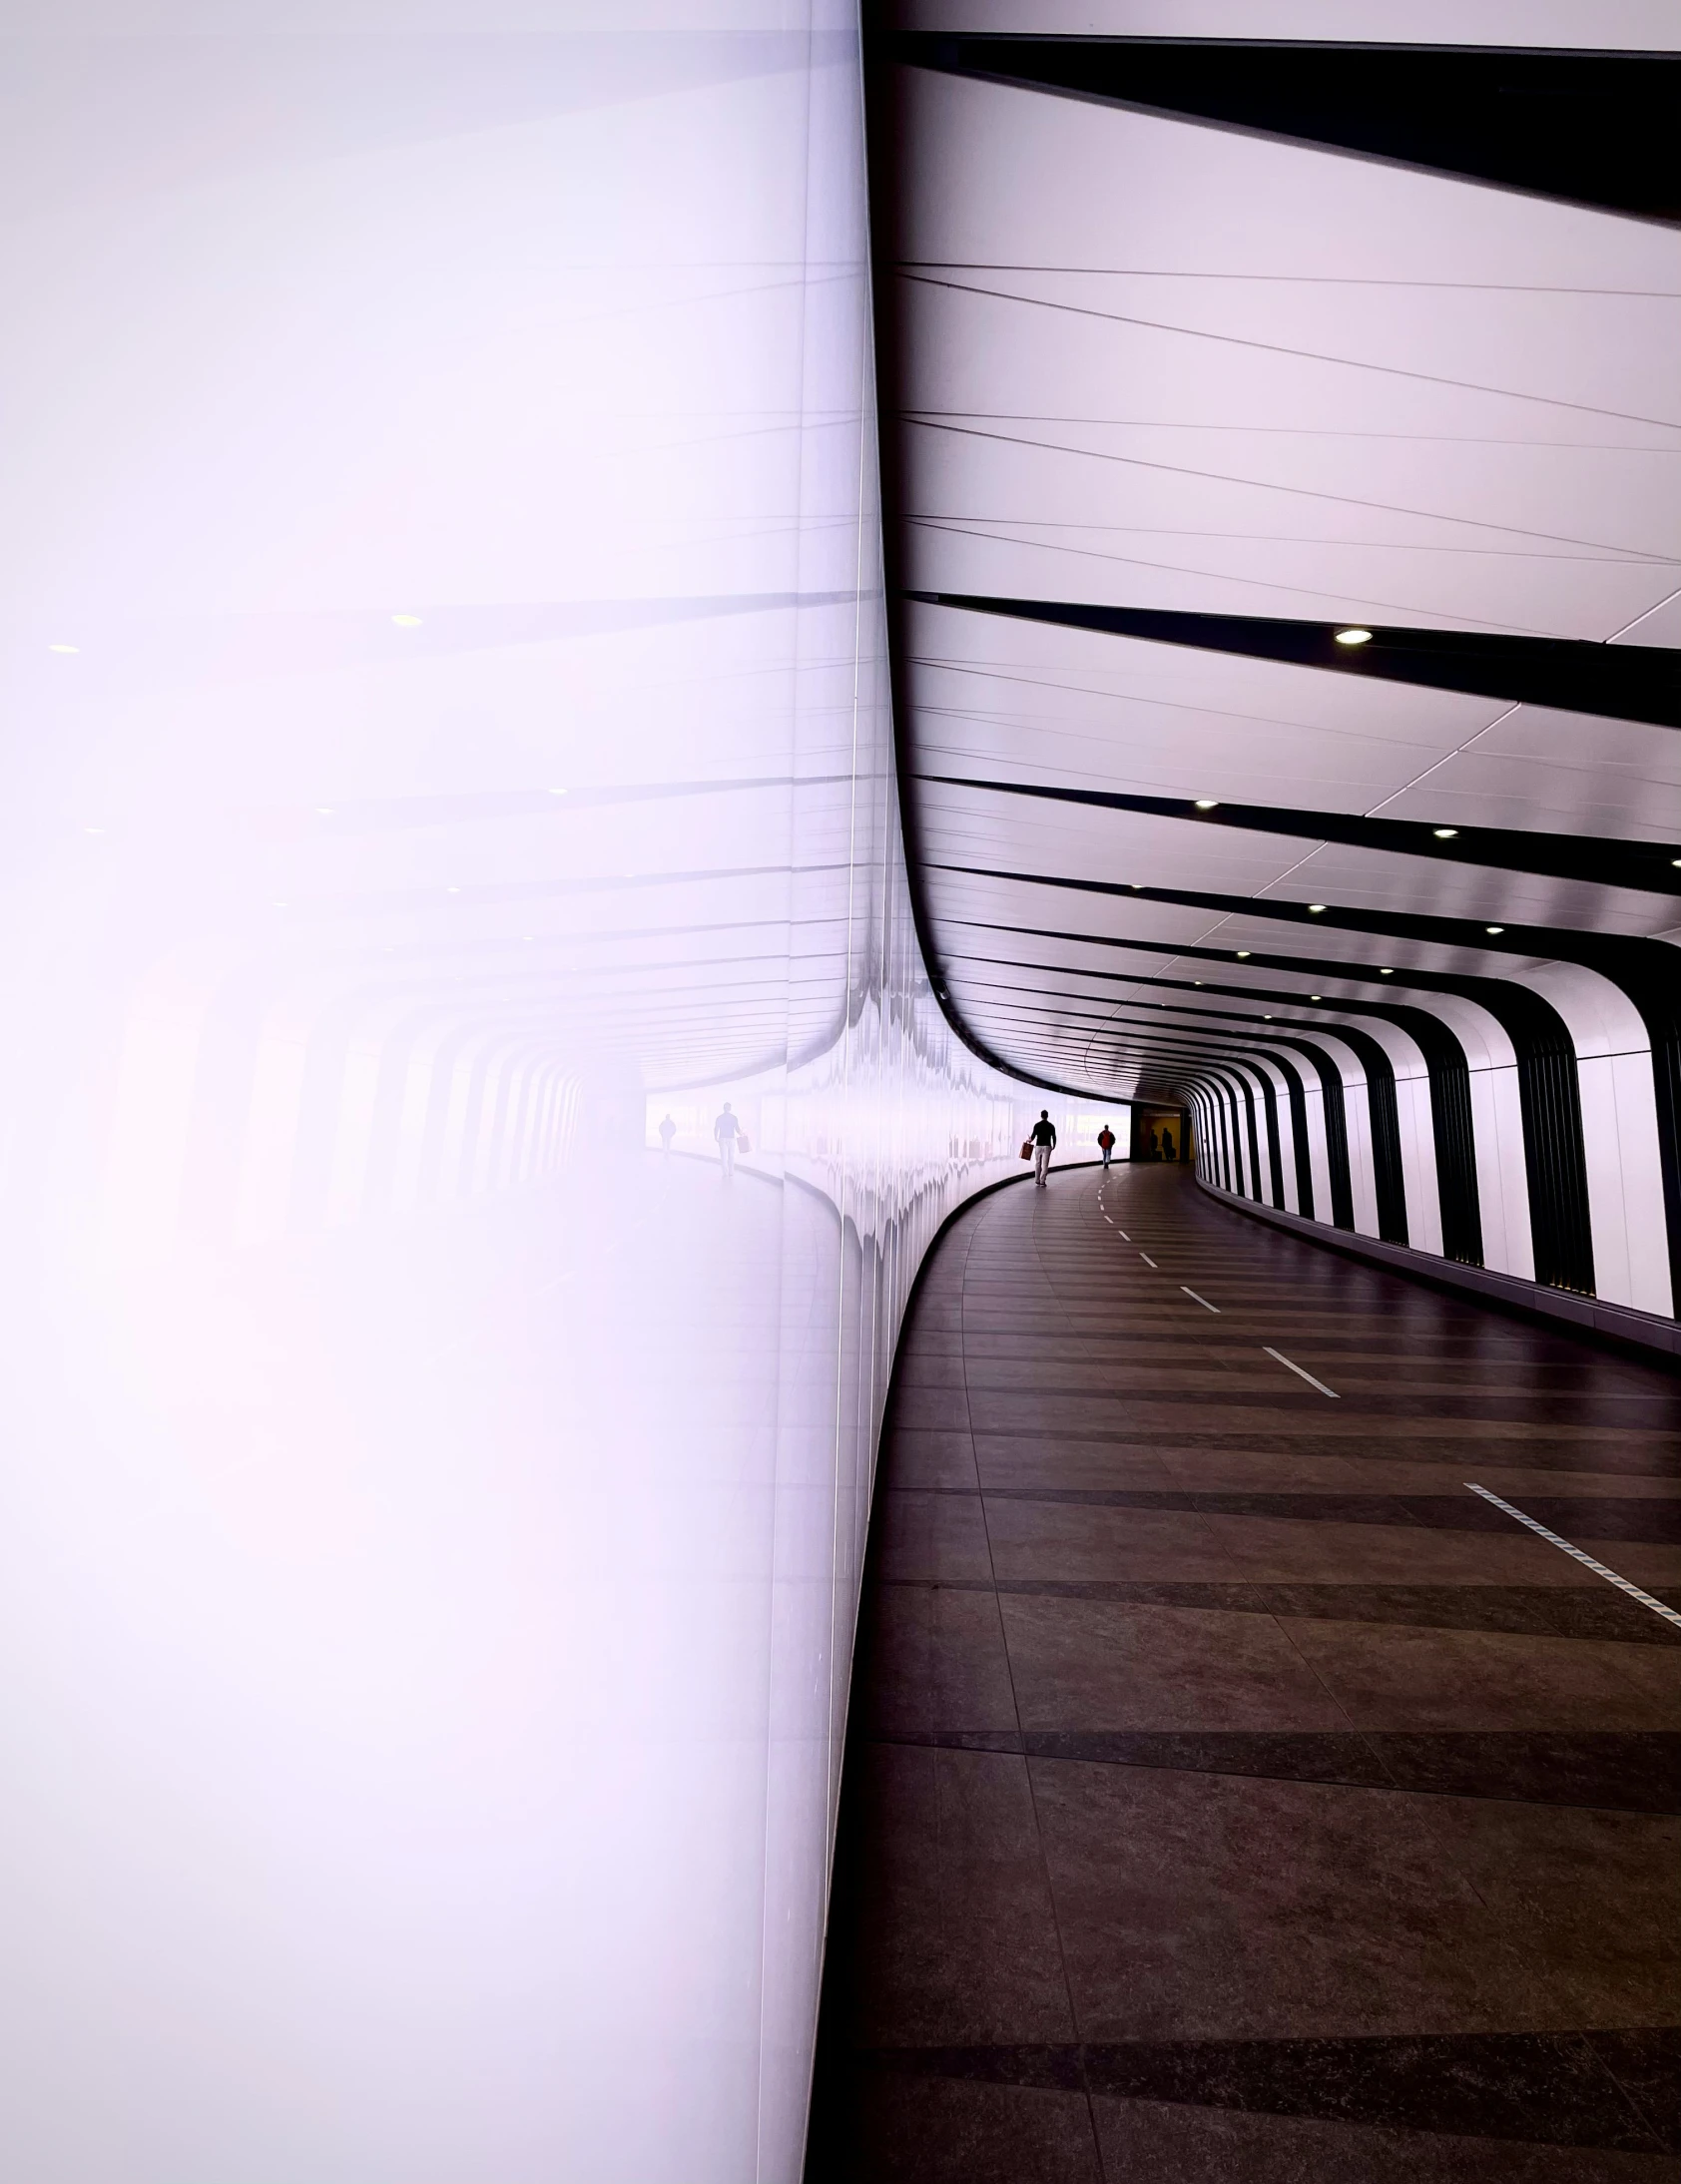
[0,13,1109,2182]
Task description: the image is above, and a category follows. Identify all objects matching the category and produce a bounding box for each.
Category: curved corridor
[808,1164,1681,2183]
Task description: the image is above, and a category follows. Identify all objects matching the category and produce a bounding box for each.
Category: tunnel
[2,9,1677,2182]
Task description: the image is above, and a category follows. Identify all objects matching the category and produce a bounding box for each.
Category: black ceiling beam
[906,593,1681,731]
[934,858,1681,991]
[948,913,1594,1026]
[888,35,1681,224]
[947,951,1485,1051]
[922,775,1681,897]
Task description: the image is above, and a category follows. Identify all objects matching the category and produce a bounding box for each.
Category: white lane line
[1116,1230,1131,1241]
[1465,1483,1681,1629]
[1139,1252,1158,1269]
[1263,1346,1339,1398]
[1181,1287,1220,1314]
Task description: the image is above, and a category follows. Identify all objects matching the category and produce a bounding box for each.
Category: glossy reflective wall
[0,15,1113,2181]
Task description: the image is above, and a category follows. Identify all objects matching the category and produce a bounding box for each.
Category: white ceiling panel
[886,26,1681,1101]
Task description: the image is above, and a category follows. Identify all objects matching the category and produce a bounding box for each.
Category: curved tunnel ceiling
[872,12,1681,1307]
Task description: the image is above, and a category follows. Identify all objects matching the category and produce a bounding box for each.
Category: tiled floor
[806,1163,1681,2182]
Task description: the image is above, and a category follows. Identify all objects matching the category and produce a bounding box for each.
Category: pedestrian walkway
[807,1163,1681,2183]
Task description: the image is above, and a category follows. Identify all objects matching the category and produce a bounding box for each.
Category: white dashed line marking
[1181,1287,1220,1313]
[1139,1252,1158,1269]
[1262,1346,1339,1398]
[1465,1483,1681,1628]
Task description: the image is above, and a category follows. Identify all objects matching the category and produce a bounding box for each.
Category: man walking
[1097,1121,1115,1169]
[714,1100,741,1177]
[1029,1109,1056,1187]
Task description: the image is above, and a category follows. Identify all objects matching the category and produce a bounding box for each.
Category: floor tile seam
[862,1737,1681,1812]
[914,1493,1681,1550]
[982,1174,1113,2168]
[875,1574,1681,1636]
[828,2035,1681,2154]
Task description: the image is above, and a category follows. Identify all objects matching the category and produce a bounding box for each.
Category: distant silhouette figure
[1097,1122,1115,1169]
[1145,1123,1159,1161]
[1161,1126,1176,1163]
[1029,1109,1057,1188]
[714,1101,741,1177]
[658,1113,677,1155]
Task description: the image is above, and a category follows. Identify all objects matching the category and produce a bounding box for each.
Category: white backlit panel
[0,15,1096,2182]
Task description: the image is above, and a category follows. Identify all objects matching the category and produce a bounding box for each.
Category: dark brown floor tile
[1030,1760,1548,2041]
[861,1581,1019,1739]
[1248,1583,1681,1648]
[983,1498,1237,1584]
[1199,1512,1611,1586]
[1284,1619,1681,1731]
[812,2072,1103,2183]
[1415,1801,1681,2030]
[974,1437,1181,1491]
[893,1386,973,1430]
[886,1428,979,1490]
[1585,2028,1681,2151]
[1093,2094,1681,2181]
[1082,2029,1671,2151]
[875,1489,993,1582]
[895,1355,968,1390]
[1021,1729,1393,1789]
[999,1595,1350,1731]
[843,1744,1076,2048]
[1367,1732,1681,1813]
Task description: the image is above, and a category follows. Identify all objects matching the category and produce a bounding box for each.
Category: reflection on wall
[0,14,1080,2183]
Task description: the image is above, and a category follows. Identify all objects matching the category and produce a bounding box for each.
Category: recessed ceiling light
[1236,949,1251,958]
[1433,827,1458,839]
[1310,994,1322,1001]
[1335,627,1373,646]
[83,825,104,835]
[274,900,287,908]
[391,613,423,628]
[447,885,461,894]
[1380,966,1394,974]
[549,787,567,797]
[1264,1014,1273,1020]
[1194,798,1219,810]
[1308,903,1327,914]
[1485,924,1504,934]
[48,642,79,655]
[316,806,334,816]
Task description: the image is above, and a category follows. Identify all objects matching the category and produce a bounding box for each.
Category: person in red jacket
[1097,1122,1116,1169]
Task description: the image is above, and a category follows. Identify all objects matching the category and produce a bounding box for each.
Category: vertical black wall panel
[1256,1068,1285,1210]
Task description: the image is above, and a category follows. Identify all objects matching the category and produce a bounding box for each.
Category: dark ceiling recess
[920,776,1681,897]
[906,593,1681,731]
[889,35,1681,223]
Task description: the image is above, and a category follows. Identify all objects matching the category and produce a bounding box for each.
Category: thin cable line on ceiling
[900,262,1681,298]
[907,518,1573,634]
[899,273,1681,436]
[903,418,1681,453]
[908,417,1674,560]
[906,514,1675,557]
